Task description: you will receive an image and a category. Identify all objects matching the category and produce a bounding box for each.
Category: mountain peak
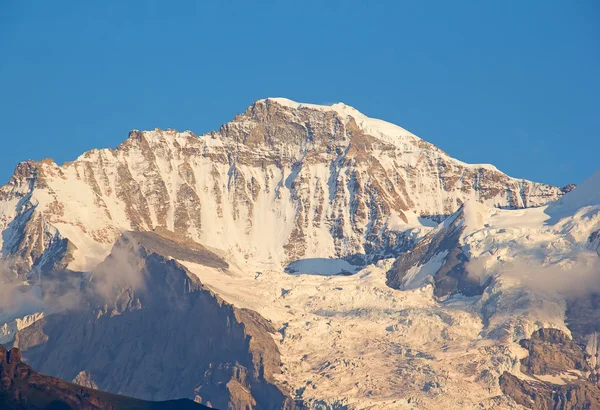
[263,97,364,117]
[257,97,422,145]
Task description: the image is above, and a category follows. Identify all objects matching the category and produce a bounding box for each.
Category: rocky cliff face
[386,203,487,297]
[0,98,564,275]
[11,231,299,410]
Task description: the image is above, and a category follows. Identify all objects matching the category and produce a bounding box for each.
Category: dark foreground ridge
[0,344,210,410]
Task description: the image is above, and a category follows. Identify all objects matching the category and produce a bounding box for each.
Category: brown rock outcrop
[500,329,600,409]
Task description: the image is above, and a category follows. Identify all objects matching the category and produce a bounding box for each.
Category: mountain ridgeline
[2,98,597,410]
[0,98,564,276]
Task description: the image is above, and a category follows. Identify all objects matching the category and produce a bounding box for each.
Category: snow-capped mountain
[0,98,564,276]
[1,98,597,409]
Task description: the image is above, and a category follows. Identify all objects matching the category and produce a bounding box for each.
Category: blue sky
[1,1,598,186]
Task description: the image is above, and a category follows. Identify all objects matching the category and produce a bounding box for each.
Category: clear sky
[1,1,598,187]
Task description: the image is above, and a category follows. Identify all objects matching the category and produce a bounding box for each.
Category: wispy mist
[467,253,600,298]
[0,260,44,318]
[0,234,147,322]
[88,234,147,301]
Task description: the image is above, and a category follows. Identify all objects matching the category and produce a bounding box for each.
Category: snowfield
[180,170,600,409]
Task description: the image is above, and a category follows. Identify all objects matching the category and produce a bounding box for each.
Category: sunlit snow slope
[183,170,600,409]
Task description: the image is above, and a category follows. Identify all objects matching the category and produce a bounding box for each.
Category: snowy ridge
[266,97,499,171]
[0,98,564,274]
[265,97,421,143]
[546,168,600,218]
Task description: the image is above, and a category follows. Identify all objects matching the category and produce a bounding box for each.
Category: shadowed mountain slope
[0,344,210,410]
